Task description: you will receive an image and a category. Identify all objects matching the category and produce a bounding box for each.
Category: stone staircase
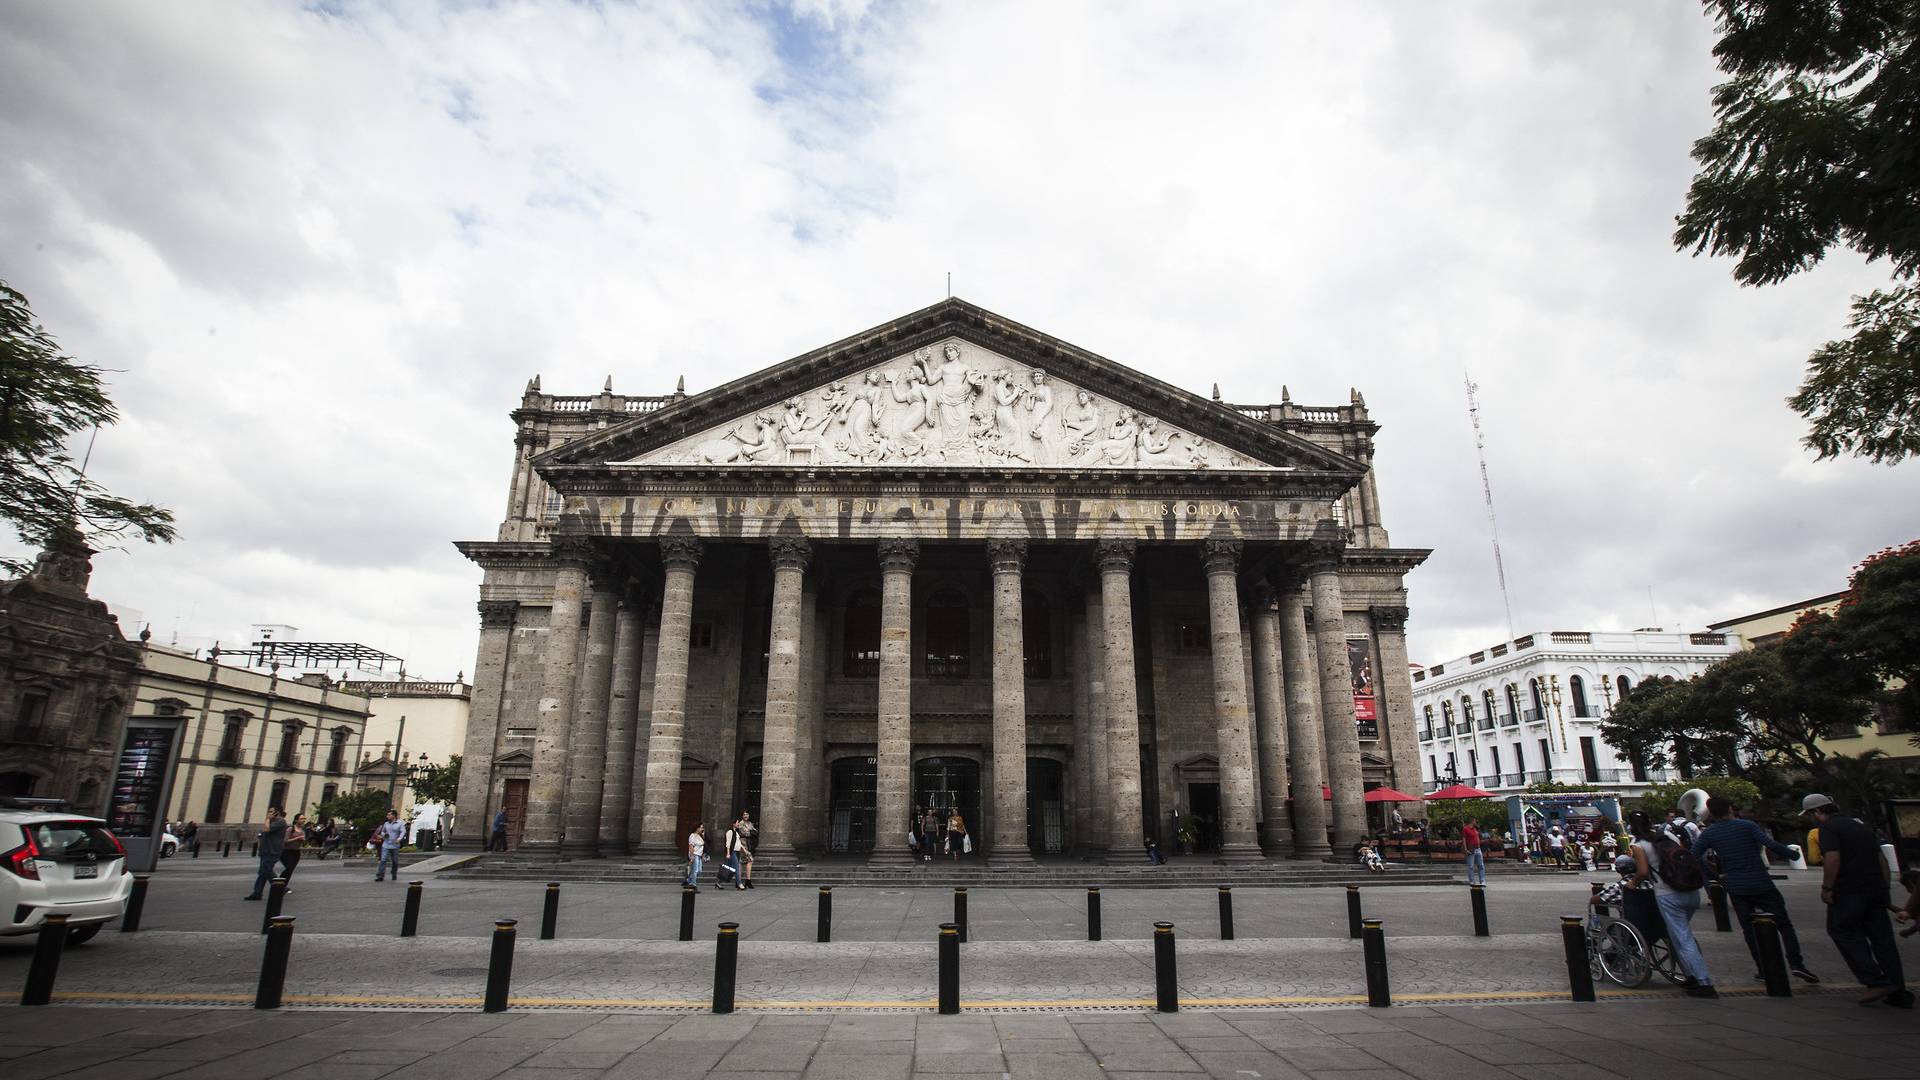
[443,854,1461,889]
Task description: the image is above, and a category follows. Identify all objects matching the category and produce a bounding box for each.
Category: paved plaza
[2,859,1915,1078]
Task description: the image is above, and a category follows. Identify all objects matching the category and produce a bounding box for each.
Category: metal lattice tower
[1464,374,1516,640]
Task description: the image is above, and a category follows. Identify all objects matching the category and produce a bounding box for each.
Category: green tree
[410,755,461,805]
[1631,776,1763,818]
[1424,797,1508,832]
[1834,539,1920,738]
[1598,675,1704,775]
[1675,1,1920,462]
[1524,779,1592,794]
[0,282,175,573]
[315,789,392,852]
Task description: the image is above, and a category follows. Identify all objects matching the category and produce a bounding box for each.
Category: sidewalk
[3,995,1916,1080]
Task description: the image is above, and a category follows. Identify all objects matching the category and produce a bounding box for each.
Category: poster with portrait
[1347,638,1378,738]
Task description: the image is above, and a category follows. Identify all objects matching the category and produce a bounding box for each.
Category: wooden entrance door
[501,779,529,851]
[674,781,705,854]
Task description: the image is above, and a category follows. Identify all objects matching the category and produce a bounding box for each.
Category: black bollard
[1560,915,1595,1002]
[255,916,295,1009]
[540,882,560,940]
[1153,922,1178,1013]
[712,922,740,1014]
[401,881,423,937]
[222,841,231,857]
[261,877,287,935]
[1218,887,1235,941]
[1086,887,1102,942]
[679,885,696,942]
[938,922,960,1014]
[1469,884,1490,937]
[1754,913,1793,997]
[19,914,69,1006]
[954,888,969,943]
[251,842,259,858]
[1346,884,1363,940]
[483,919,517,1013]
[1707,881,1731,932]
[122,874,151,933]
[1361,918,1390,1007]
[817,886,832,943]
[192,842,201,858]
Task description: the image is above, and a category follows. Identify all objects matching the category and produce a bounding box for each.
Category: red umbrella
[1363,787,1420,803]
[1426,783,1495,800]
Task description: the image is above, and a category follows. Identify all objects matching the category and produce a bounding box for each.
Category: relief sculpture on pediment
[636,340,1266,470]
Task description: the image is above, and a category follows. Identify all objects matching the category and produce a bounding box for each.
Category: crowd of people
[684,811,758,889]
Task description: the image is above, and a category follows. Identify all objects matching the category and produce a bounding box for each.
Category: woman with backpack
[1626,810,1716,997]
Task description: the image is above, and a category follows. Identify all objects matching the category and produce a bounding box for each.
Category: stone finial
[1281,385,1291,403]
[674,375,687,397]
[530,374,541,392]
[1211,382,1222,401]
[25,521,95,597]
[138,623,152,643]
[603,375,613,393]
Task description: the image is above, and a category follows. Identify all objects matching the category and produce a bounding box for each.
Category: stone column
[1370,605,1421,818]
[1202,539,1262,862]
[1083,585,1111,855]
[793,574,825,851]
[756,536,810,862]
[1068,596,1092,852]
[635,537,701,860]
[523,536,593,851]
[1308,548,1368,849]
[1248,586,1292,856]
[625,610,661,852]
[597,583,646,852]
[987,539,1034,863]
[561,574,621,856]
[452,600,517,849]
[1098,540,1145,856]
[870,538,918,863]
[1278,577,1330,858]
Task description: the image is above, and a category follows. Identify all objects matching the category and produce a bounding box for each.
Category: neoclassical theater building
[451,300,1428,862]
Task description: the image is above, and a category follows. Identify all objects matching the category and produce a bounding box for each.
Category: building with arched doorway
[451,299,1428,862]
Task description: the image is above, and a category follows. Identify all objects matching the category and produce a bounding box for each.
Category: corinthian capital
[658,536,702,572]
[549,533,597,567]
[478,600,519,629]
[877,537,919,574]
[1201,538,1242,576]
[1095,539,1136,574]
[768,535,811,572]
[1371,605,1410,633]
[1298,538,1345,576]
[986,538,1028,575]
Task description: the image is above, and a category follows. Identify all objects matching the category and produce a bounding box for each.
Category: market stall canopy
[1426,783,1495,800]
[1363,787,1420,803]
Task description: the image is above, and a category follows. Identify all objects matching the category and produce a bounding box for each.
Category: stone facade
[0,529,141,812]
[452,300,1428,860]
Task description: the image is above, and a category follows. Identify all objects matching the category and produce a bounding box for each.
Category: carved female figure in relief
[1061,390,1101,451]
[885,365,933,455]
[1073,407,1141,466]
[838,370,890,460]
[1024,369,1054,440]
[917,343,981,443]
[1137,416,1180,461]
[988,371,1033,462]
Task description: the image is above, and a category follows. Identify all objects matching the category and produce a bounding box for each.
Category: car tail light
[3,833,41,881]
[102,829,128,873]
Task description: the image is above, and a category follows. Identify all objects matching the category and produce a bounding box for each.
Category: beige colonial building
[339,677,471,816]
[139,645,373,839]
[451,300,1428,861]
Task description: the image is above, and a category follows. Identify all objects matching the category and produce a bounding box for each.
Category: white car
[160,830,180,858]
[1,802,134,945]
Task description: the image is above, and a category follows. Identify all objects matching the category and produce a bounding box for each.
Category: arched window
[842,590,881,677]
[1529,678,1545,720]
[1460,696,1475,724]
[1616,675,1631,702]
[1440,700,1455,731]
[1504,684,1521,724]
[924,588,970,678]
[1483,690,1498,725]
[1022,590,1051,679]
[1569,675,1590,718]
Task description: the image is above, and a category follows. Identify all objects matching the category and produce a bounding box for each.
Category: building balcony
[1419,728,1434,742]
[1523,709,1544,724]
[216,748,243,766]
[1500,712,1518,727]
[1476,717,1495,731]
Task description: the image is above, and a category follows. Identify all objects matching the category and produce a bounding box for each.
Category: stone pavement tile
[1105,1073,1225,1080]
[1787,1033,1920,1061]
[994,1016,1074,1039]
[123,1043,250,1062]
[271,1065,398,1080]
[496,1071,606,1080]
[1300,1013,1401,1035]
[147,1041,347,1080]
[717,1036,825,1071]
[824,1017,908,1042]
[1187,1049,1312,1080]
[1160,1035,1266,1053]
[1692,1034,1887,1077]
[655,1016,761,1043]
[517,1050,630,1069]
[1000,1039,1085,1055]
[1452,1042,1576,1065]
[0,1045,43,1059]
[1359,1045,1506,1080]
[707,1072,802,1080]
[803,1052,914,1080]
[1246,1030,1352,1051]
[913,1051,1009,1072]
[1368,1017,1497,1044]
[1149,1014,1241,1038]
[1090,1050,1204,1073]
[1077,1025,1179,1049]
[1325,1029,1434,1048]
[487,1016,609,1039]
[820,1040,915,1056]
[1269,1046,1390,1072]
[4,1046,136,1080]
[1559,1037,1749,1065]
[1006,1051,1106,1080]
[326,1050,437,1065]
[378,1045,544,1080]
[1299,1071,1417,1080]
[603,1047,732,1080]
[1496,1065,1620,1080]
[25,1060,192,1080]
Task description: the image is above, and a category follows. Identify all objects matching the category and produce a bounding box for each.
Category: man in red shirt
[1463,821,1486,886]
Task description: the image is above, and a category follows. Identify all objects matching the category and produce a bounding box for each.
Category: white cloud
[1,0,1915,677]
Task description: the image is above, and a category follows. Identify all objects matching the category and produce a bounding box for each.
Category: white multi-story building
[1412,629,1743,797]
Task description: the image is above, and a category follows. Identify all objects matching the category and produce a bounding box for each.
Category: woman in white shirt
[684,824,707,886]
[1625,810,1716,997]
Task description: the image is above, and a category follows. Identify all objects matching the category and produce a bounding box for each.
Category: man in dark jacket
[1805,794,1910,1008]
[1692,796,1817,983]
[489,808,509,852]
[244,807,287,900]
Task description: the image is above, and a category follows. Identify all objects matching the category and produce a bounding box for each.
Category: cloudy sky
[3,1,1916,679]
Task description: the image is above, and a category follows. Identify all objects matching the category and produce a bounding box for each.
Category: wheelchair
[1586,888,1686,988]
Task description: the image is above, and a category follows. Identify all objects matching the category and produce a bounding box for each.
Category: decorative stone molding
[1201,538,1242,575]
[1249,581,1277,610]
[1299,538,1345,575]
[876,537,919,573]
[1096,539,1137,574]
[986,538,1028,575]
[658,536,702,572]
[478,600,519,629]
[1371,605,1410,633]
[548,533,597,566]
[768,535,812,571]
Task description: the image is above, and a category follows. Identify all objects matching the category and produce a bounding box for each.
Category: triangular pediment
[540,299,1365,481]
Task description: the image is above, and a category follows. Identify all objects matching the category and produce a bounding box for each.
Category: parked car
[1,799,133,945]
[160,830,180,858]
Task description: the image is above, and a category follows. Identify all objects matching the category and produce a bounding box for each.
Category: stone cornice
[1340,547,1434,573]
[453,541,551,570]
[536,463,1356,501]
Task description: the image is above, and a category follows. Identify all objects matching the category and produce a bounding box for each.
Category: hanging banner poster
[1348,638,1379,738]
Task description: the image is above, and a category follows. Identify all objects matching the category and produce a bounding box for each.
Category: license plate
[74,864,97,878]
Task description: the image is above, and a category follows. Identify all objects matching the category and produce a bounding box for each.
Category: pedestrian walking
[1547,823,1567,868]
[946,812,968,861]
[920,809,940,862]
[244,807,287,900]
[1691,795,1818,983]
[1803,794,1911,1007]
[1462,820,1486,885]
[372,809,406,881]
[280,814,307,889]
[735,811,756,888]
[489,808,509,852]
[684,824,707,886]
[1626,809,1716,997]
[721,818,747,890]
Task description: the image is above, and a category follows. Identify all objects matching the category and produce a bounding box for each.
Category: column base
[1215,842,1266,863]
[1260,829,1294,859]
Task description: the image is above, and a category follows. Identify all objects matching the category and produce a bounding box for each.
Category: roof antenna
[1465,372,1516,640]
